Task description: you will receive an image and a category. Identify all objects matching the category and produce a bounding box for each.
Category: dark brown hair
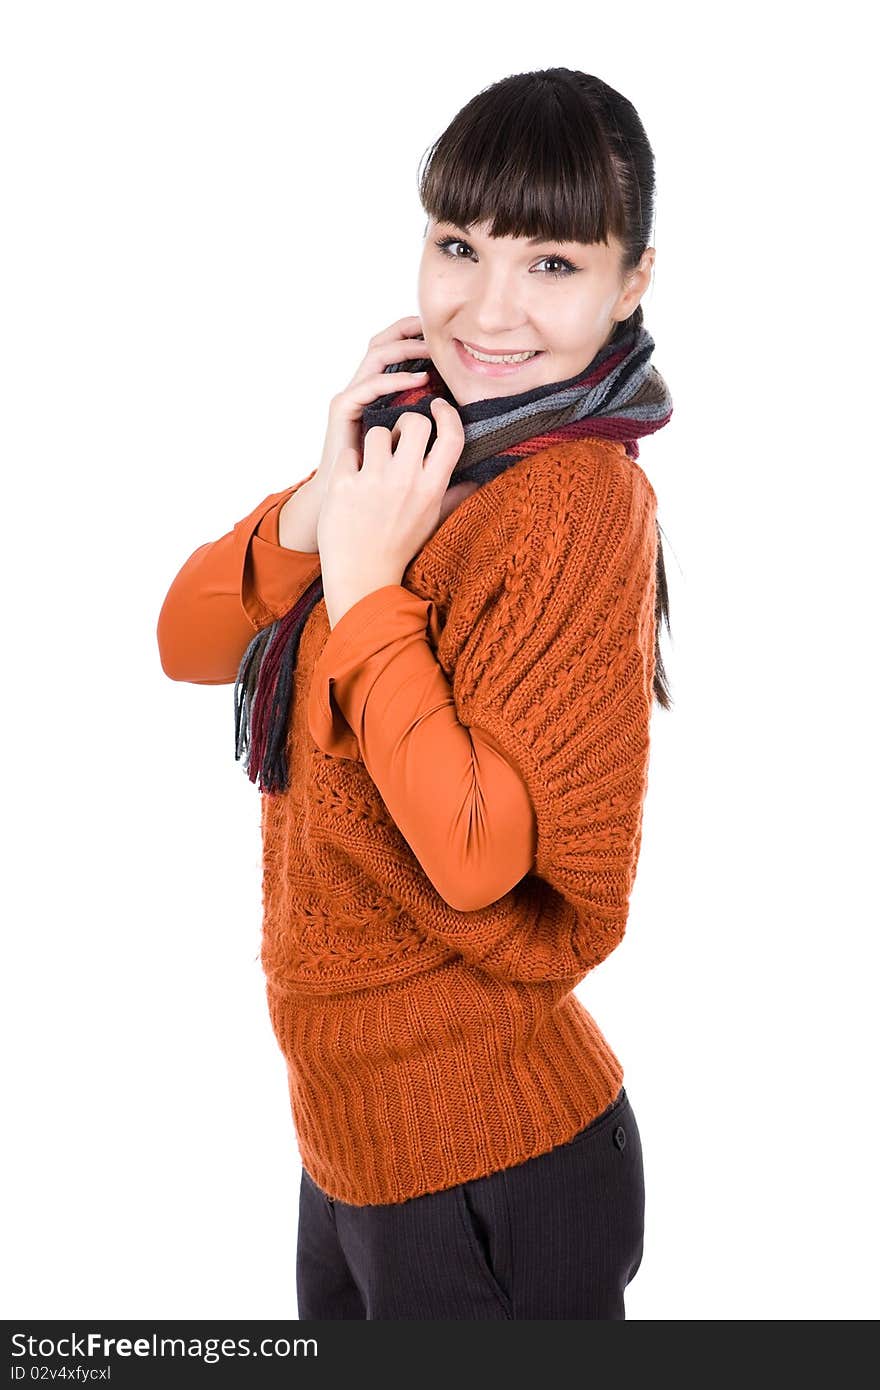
[417,67,672,710]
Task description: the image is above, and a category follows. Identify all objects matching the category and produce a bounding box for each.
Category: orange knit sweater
[159,436,658,1205]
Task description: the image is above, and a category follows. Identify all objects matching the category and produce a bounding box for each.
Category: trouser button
[613,1124,627,1150]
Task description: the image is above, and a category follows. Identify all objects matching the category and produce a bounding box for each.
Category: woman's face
[417,217,654,404]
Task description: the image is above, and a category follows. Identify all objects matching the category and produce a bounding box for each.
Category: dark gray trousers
[296,1085,645,1320]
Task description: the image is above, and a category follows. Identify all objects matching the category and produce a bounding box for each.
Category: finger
[329,444,361,480]
[423,398,465,479]
[367,343,430,377]
[389,409,433,453]
[343,369,430,411]
[367,338,430,372]
[368,315,425,348]
[361,424,392,471]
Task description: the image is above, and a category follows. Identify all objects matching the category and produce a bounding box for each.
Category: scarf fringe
[234,577,323,794]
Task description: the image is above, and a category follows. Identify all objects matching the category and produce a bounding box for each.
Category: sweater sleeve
[403,445,659,985]
[307,585,537,912]
[157,471,321,684]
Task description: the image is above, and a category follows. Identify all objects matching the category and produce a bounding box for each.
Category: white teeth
[461,342,539,364]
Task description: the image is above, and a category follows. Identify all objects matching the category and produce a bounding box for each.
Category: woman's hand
[318,398,466,629]
[318,312,433,484]
[278,315,432,550]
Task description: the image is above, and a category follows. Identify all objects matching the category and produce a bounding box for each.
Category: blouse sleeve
[307,584,537,913]
[157,471,321,685]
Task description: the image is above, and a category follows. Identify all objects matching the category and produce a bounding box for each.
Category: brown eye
[434,236,473,260]
[534,255,578,279]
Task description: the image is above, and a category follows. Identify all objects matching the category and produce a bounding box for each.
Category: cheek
[540,293,596,342]
[537,294,608,356]
[417,273,458,331]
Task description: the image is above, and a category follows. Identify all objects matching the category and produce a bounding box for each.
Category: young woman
[158,67,673,1320]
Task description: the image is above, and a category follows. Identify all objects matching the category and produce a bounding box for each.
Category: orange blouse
[157,475,537,911]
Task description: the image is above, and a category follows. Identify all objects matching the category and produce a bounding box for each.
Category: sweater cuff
[308,584,441,760]
[239,471,321,627]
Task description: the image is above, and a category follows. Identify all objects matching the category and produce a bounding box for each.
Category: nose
[465,268,530,339]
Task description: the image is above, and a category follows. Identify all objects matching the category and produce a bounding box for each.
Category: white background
[2,1,877,1321]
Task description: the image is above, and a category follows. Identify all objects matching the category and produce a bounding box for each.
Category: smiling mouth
[458,339,543,364]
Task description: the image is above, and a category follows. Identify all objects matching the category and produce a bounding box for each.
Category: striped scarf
[234,322,673,795]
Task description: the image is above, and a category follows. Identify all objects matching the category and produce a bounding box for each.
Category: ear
[620,246,655,316]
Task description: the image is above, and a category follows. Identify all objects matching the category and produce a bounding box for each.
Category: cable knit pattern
[260,435,658,1205]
